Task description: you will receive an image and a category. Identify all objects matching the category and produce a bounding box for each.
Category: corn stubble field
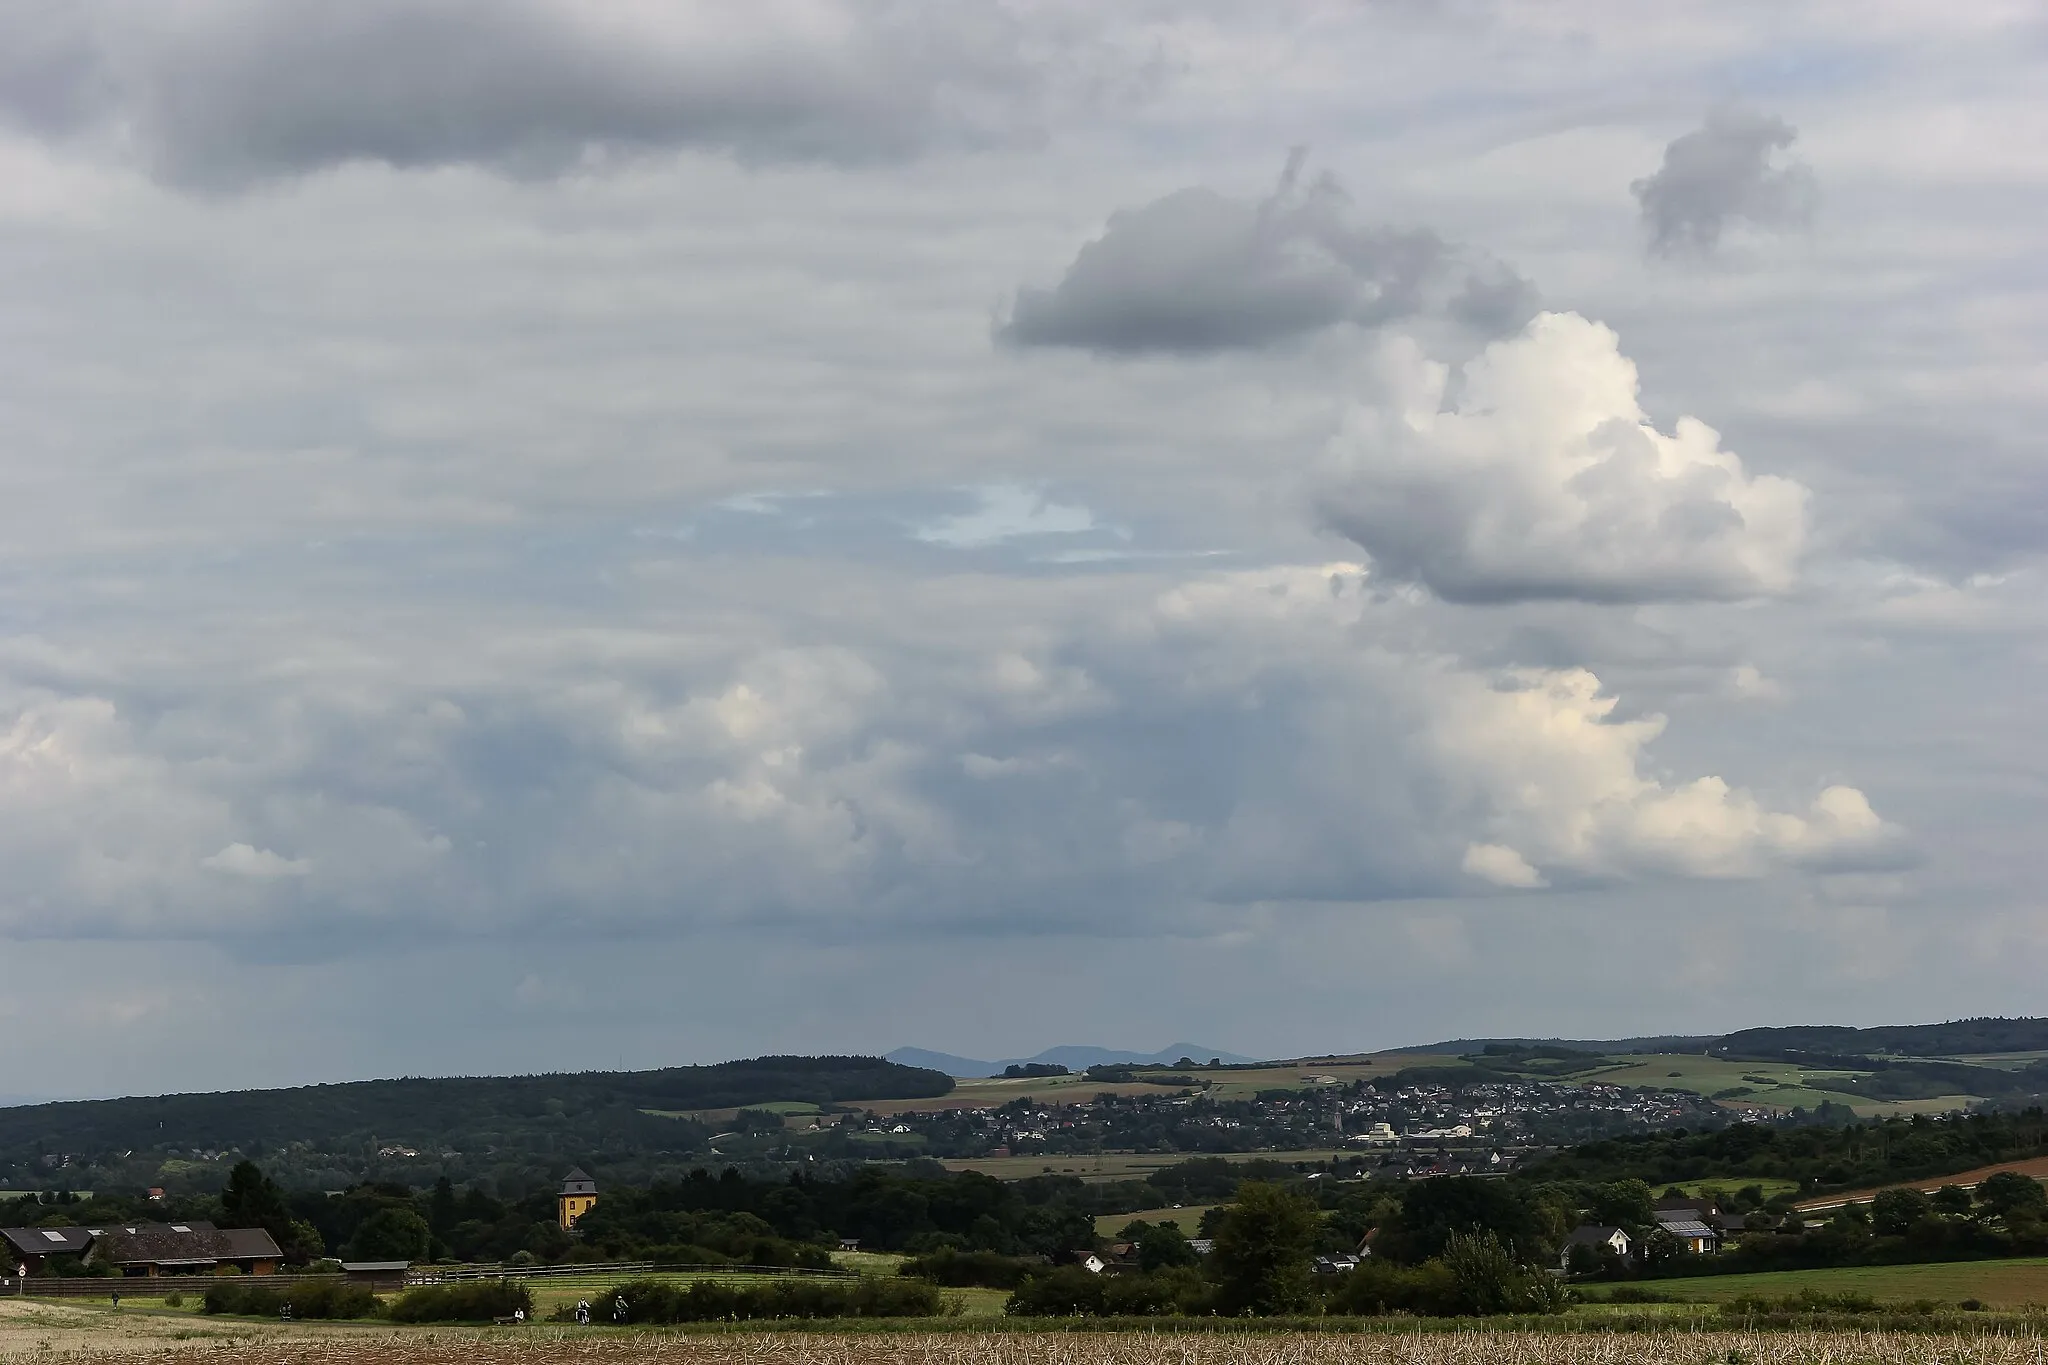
[12,1303,2048,1365]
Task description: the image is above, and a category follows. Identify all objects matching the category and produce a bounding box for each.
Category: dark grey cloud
[999,152,1538,353]
[1632,108,1818,256]
[0,0,1093,186]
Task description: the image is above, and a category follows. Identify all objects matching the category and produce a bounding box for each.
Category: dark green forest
[0,1056,948,1195]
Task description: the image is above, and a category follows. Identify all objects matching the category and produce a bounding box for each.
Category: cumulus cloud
[999,151,1537,353]
[1316,311,1810,603]
[0,558,1895,944]
[1434,668,1899,887]
[1632,108,1818,256]
[0,0,1120,186]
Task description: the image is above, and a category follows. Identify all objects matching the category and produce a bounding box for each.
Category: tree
[220,1160,324,1264]
[1440,1231,1570,1316]
[1871,1187,1931,1236]
[1136,1221,1199,1272]
[1585,1179,1656,1232]
[428,1176,458,1236]
[1932,1185,1975,1217]
[1381,1177,1542,1263]
[345,1207,431,1263]
[221,1160,289,1228]
[1207,1182,1318,1316]
[1975,1172,2047,1220]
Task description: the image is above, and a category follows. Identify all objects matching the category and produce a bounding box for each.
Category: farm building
[90,1222,283,1276]
[1,1225,93,1275]
[1,1221,281,1277]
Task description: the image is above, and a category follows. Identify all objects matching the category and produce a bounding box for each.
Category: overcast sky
[1,1,2044,1100]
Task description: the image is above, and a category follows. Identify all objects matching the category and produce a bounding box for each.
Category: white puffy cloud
[1432,667,1898,888]
[1316,312,1811,603]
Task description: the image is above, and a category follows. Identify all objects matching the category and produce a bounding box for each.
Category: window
[170,1225,192,1234]
[40,1231,66,1243]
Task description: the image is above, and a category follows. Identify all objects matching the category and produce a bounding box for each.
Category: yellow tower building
[557,1167,598,1231]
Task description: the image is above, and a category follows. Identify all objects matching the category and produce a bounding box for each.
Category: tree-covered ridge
[1526,1109,2048,1191]
[1712,1018,2048,1060]
[0,1055,949,1193]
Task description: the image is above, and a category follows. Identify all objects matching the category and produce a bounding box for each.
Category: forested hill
[0,1055,949,1196]
[1711,1018,2048,1059]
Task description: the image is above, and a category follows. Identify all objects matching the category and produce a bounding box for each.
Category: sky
[1,0,2045,1100]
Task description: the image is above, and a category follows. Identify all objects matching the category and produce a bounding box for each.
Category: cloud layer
[0,559,1895,945]
[0,0,1124,186]
[1316,312,1810,603]
[1000,153,1537,353]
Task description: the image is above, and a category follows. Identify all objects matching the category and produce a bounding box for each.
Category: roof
[219,1227,284,1261]
[341,1260,413,1272]
[1656,1219,1717,1240]
[1657,1194,1713,1212]
[1563,1225,1629,1247]
[1,1226,93,1257]
[91,1221,273,1267]
[559,1167,598,1196]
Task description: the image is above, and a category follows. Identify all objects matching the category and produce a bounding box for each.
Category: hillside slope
[0,1055,949,1195]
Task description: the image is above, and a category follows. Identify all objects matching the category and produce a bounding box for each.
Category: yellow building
[557,1167,598,1231]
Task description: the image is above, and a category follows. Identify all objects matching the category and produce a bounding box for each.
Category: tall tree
[1207,1182,1318,1315]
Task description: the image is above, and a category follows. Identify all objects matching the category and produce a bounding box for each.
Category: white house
[1558,1224,1631,1272]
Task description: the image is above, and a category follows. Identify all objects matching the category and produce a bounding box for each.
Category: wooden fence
[4,1272,401,1299]
[406,1260,857,1285]
[4,1261,850,1299]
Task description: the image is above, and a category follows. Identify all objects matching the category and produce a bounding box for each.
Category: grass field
[1630,1257,2048,1307]
[1093,1205,1217,1237]
[1556,1054,1981,1118]
[941,1149,1360,1183]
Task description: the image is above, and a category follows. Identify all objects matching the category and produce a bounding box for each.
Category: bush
[1004,1266,1210,1317]
[1439,1232,1572,1315]
[163,1293,184,1308]
[600,1276,943,1323]
[386,1279,533,1323]
[202,1278,381,1320]
[1324,1259,1460,1317]
[900,1249,1039,1289]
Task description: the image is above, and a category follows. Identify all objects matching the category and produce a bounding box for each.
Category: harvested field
[12,1306,2048,1365]
[1798,1156,2048,1211]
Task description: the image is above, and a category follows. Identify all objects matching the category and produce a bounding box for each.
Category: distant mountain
[886,1044,1260,1078]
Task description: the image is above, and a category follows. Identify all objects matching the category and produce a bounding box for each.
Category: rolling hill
[0,1055,949,1196]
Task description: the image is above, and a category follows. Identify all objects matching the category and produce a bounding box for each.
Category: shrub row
[564,1276,944,1323]
[201,1279,381,1320]
[385,1280,535,1323]
[899,1249,1042,1289]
